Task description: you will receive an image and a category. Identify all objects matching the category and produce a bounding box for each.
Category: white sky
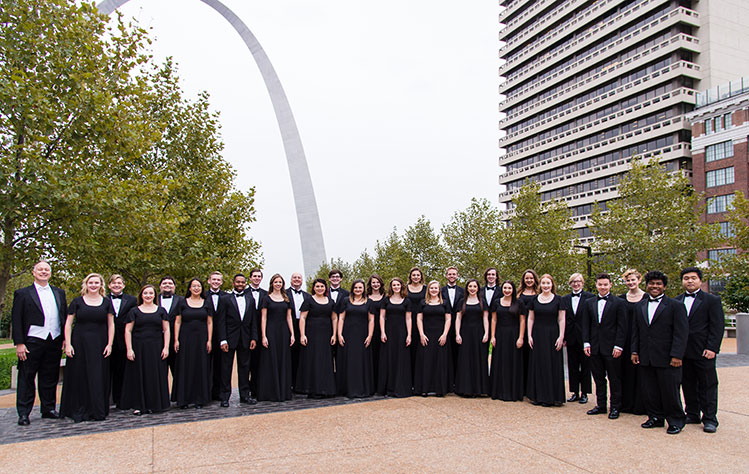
[111,0,501,280]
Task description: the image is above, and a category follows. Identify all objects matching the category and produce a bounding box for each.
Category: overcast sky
[111,0,501,280]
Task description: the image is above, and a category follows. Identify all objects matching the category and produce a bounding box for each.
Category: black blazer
[12,284,68,345]
[158,294,185,324]
[480,286,501,312]
[204,289,226,314]
[216,292,258,350]
[328,287,349,313]
[561,291,594,345]
[286,287,311,320]
[581,294,627,356]
[247,287,268,312]
[109,293,137,350]
[441,285,465,315]
[674,291,724,359]
[632,296,688,368]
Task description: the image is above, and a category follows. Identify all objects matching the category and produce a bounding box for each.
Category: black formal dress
[60,297,114,422]
[158,294,185,378]
[336,299,374,398]
[490,300,526,401]
[367,297,385,386]
[561,291,594,397]
[527,295,565,405]
[109,293,137,406]
[517,293,536,396]
[455,302,489,396]
[378,297,412,397]
[119,307,170,413]
[287,287,310,392]
[618,293,647,414]
[407,286,426,377]
[296,298,337,397]
[413,301,452,396]
[172,299,213,407]
[256,296,293,402]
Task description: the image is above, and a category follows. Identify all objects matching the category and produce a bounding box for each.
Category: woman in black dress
[60,273,115,422]
[119,284,170,415]
[619,268,647,414]
[336,279,374,398]
[172,278,213,409]
[257,274,295,402]
[297,278,338,397]
[490,280,526,401]
[407,267,426,379]
[414,280,452,396]
[455,279,489,396]
[366,274,385,384]
[517,269,539,395]
[527,274,566,406]
[378,277,412,397]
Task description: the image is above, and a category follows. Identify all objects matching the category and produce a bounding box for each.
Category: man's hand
[16,344,29,361]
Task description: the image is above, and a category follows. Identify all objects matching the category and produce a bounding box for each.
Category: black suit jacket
[204,289,226,314]
[582,294,627,356]
[674,291,724,359]
[480,286,501,312]
[217,292,258,350]
[109,293,137,351]
[632,296,688,368]
[328,287,349,313]
[441,285,465,315]
[12,284,68,345]
[247,287,267,313]
[561,291,594,345]
[158,294,185,324]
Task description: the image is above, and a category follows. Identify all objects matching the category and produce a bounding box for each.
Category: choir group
[12,261,724,435]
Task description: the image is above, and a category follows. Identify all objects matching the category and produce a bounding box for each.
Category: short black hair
[233,273,247,281]
[680,266,703,280]
[249,268,263,278]
[328,269,342,278]
[596,273,611,282]
[644,270,668,287]
[160,275,175,285]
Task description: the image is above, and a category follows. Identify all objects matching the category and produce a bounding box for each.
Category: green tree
[502,182,581,284]
[590,158,719,294]
[371,229,412,283]
[402,216,447,282]
[307,257,354,291]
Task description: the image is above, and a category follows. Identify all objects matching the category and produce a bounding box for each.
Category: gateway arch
[97,0,327,277]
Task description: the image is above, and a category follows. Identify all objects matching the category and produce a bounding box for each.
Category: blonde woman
[619,269,647,414]
[60,273,115,422]
[378,277,413,397]
[413,280,452,396]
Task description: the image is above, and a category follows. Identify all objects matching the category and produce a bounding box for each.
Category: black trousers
[17,336,63,417]
[640,364,685,428]
[682,356,719,425]
[221,345,252,402]
[567,341,591,395]
[210,332,223,400]
[590,353,622,409]
[110,339,127,406]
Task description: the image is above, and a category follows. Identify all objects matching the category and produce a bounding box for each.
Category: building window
[705,113,733,135]
[719,221,736,238]
[706,167,735,188]
[709,279,726,294]
[707,194,735,214]
[705,141,733,163]
[707,248,736,262]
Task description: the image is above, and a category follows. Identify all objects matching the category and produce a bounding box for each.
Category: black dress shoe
[608,408,620,419]
[579,394,588,404]
[685,415,701,424]
[240,398,257,405]
[641,418,665,429]
[18,415,30,426]
[41,410,60,419]
[587,406,606,415]
[703,422,717,433]
[220,401,230,407]
[666,425,682,435]
[567,394,579,402]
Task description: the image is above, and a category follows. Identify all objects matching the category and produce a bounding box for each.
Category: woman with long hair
[490,280,526,401]
[378,277,413,397]
[517,269,539,395]
[336,279,374,398]
[366,274,386,384]
[413,280,452,396]
[60,273,115,422]
[619,269,647,414]
[257,274,295,401]
[454,279,489,396]
[297,278,338,398]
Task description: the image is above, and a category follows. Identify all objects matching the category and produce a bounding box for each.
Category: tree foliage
[441,198,503,281]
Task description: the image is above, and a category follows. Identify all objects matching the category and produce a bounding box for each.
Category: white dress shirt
[484,287,495,306]
[571,292,582,314]
[291,289,305,319]
[647,297,663,324]
[28,282,61,340]
[447,286,456,306]
[236,292,247,320]
[160,295,173,313]
[250,287,261,309]
[683,290,699,316]
[111,295,123,317]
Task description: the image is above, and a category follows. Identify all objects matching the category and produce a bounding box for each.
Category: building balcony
[498,0,531,24]
[498,0,563,43]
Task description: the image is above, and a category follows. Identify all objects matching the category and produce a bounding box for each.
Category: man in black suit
[562,272,594,403]
[158,275,185,378]
[205,271,226,401]
[327,269,349,312]
[480,267,500,311]
[677,266,724,433]
[632,270,688,434]
[582,273,627,419]
[442,266,465,377]
[107,274,137,407]
[217,273,258,406]
[287,272,310,389]
[12,260,68,425]
[246,268,266,398]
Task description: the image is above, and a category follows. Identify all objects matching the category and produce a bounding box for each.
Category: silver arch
[97,0,327,277]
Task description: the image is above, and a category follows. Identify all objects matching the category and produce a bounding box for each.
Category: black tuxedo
[442,284,465,377]
[158,293,185,376]
[480,286,500,312]
[675,290,724,425]
[205,289,226,400]
[217,291,259,402]
[287,287,311,387]
[582,294,627,409]
[11,284,68,417]
[328,287,349,313]
[108,293,137,405]
[632,296,688,428]
[562,291,594,395]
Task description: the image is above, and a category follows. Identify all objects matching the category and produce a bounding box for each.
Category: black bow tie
[250,288,260,292]
[685,293,697,298]
[161,295,172,299]
[486,287,496,291]
[571,293,581,298]
[234,291,245,297]
[330,288,339,293]
[648,296,663,303]
[447,285,456,290]
[210,291,221,296]
[111,294,122,299]
[597,295,609,301]
[292,289,303,295]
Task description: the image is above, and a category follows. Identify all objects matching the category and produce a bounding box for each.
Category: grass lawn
[0,338,12,346]
[0,347,15,356]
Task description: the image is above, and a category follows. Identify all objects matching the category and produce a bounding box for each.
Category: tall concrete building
[497,0,749,243]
